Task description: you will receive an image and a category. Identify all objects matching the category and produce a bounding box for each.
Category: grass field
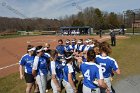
[0,35,140,93]
[94,28,140,34]
[0,34,40,39]
[111,35,140,81]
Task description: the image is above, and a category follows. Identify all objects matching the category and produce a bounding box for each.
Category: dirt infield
[0,35,128,77]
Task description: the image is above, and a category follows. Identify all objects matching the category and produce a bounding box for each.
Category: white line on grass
[0,63,19,70]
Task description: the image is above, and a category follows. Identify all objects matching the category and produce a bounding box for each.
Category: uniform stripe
[96,55,119,68]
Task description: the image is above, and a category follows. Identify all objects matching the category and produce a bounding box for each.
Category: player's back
[63,63,75,81]
[96,55,118,78]
[19,54,35,74]
[64,45,73,52]
[50,61,63,80]
[80,62,101,89]
[56,45,65,55]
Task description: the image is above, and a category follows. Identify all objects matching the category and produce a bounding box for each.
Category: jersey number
[100,63,106,73]
[84,69,90,80]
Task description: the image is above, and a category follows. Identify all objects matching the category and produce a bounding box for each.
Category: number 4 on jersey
[84,69,90,80]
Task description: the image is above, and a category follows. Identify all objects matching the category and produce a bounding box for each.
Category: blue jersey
[88,45,94,51]
[44,53,51,64]
[44,53,51,58]
[72,43,76,50]
[79,45,86,52]
[64,45,73,52]
[56,45,65,55]
[75,44,81,52]
[80,62,103,89]
[95,55,119,78]
[83,45,93,52]
[19,54,35,74]
[33,56,48,75]
[50,61,64,80]
[82,56,87,62]
[63,63,76,82]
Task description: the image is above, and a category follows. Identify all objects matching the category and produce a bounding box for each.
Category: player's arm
[19,56,25,80]
[64,46,68,52]
[98,79,110,93]
[98,79,109,89]
[68,65,77,93]
[115,69,121,75]
[96,66,110,92]
[51,62,61,92]
[68,73,77,93]
[32,56,39,76]
[32,69,37,77]
[74,48,77,53]
[112,60,121,75]
[74,55,82,68]
[19,65,24,79]
[52,74,61,92]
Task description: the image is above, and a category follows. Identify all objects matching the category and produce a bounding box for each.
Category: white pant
[36,75,47,93]
[62,80,74,93]
[104,77,112,92]
[51,79,61,93]
[83,84,100,93]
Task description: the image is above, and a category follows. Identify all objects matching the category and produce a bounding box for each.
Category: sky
[0,0,139,19]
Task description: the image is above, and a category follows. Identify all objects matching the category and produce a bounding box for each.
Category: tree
[94,8,104,29]
[107,12,120,28]
[72,19,84,26]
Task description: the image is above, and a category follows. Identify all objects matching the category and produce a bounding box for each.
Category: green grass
[0,73,26,93]
[110,35,140,81]
[0,34,23,39]
[94,28,140,33]
[126,28,140,33]
[0,35,140,93]
[0,34,40,39]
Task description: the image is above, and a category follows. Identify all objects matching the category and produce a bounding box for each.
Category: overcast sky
[0,0,139,19]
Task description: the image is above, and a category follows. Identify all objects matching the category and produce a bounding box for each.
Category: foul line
[0,63,19,70]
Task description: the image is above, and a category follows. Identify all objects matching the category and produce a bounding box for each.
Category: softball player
[44,43,52,55]
[50,50,64,93]
[74,39,84,53]
[71,38,77,51]
[64,39,73,52]
[62,52,77,93]
[83,39,93,52]
[79,40,86,52]
[44,43,51,64]
[76,49,110,93]
[89,39,95,48]
[95,42,120,93]
[32,46,49,93]
[19,45,38,93]
[56,39,65,56]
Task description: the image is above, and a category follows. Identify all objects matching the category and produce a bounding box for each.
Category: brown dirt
[0,35,128,77]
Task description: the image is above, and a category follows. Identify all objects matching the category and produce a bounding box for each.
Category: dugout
[60,26,92,35]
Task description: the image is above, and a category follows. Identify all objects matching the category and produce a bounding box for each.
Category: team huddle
[19,38,120,93]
